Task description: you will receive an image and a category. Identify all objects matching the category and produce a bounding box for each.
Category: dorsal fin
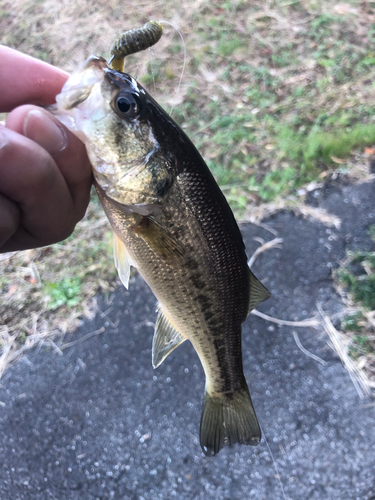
[113,232,136,289]
[248,270,271,314]
[152,305,186,368]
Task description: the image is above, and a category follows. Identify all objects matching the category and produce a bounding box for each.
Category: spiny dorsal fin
[248,270,271,314]
[152,305,186,368]
[113,232,136,289]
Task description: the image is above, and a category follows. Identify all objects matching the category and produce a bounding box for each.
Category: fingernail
[24,109,67,154]
[0,127,8,151]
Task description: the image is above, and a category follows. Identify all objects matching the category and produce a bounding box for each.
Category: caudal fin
[200,385,261,456]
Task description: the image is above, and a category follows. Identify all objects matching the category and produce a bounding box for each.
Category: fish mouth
[56,56,108,111]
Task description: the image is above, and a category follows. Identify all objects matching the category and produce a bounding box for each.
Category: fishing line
[259,423,287,500]
[157,19,187,115]
[148,46,157,94]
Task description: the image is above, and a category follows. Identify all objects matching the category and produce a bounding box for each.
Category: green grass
[194,10,374,210]
[216,35,246,57]
[338,269,375,311]
[336,226,375,361]
[342,312,364,333]
[337,238,375,312]
[181,107,375,207]
[349,334,374,360]
[43,277,82,310]
[165,7,375,212]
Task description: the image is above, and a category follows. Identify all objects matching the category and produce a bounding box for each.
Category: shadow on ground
[0,180,375,500]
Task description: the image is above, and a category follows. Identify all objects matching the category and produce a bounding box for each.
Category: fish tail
[200,383,261,456]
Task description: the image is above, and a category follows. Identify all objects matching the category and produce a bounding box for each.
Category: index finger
[0,46,69,112]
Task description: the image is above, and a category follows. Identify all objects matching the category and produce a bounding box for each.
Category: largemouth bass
[55,47,270,456]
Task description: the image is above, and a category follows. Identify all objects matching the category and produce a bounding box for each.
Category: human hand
[0,45,92,252]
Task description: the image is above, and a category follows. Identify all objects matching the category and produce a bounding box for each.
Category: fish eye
[113,91,141,119]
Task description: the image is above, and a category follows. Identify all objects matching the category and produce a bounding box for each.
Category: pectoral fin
[132,216,184,262]
[113,233,136,289]
[152,306,186,368]
[248,270,271,314]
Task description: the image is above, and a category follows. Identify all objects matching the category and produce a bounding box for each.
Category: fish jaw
[56,56,108,111]
[54,57,160,205]
[54,56,108,138]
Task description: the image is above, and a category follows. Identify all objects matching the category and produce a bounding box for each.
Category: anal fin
[152,305,186,368]
[113,232,136,289]
[248,270,271,314]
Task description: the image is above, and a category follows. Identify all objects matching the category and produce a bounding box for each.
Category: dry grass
[317,303,375,397]
[1,0,375,381]
[0,198,115,376]
[247,237,283,267]
[242,199,342,229]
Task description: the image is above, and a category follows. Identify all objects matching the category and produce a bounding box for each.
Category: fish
[54,32,270,456]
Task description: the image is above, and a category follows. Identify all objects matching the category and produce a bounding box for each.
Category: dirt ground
[0,178,374,500]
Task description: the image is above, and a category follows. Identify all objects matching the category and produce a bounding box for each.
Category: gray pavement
[0,179,375,500]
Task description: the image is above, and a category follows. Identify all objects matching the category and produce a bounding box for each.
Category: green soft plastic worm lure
[109,20,163,72]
